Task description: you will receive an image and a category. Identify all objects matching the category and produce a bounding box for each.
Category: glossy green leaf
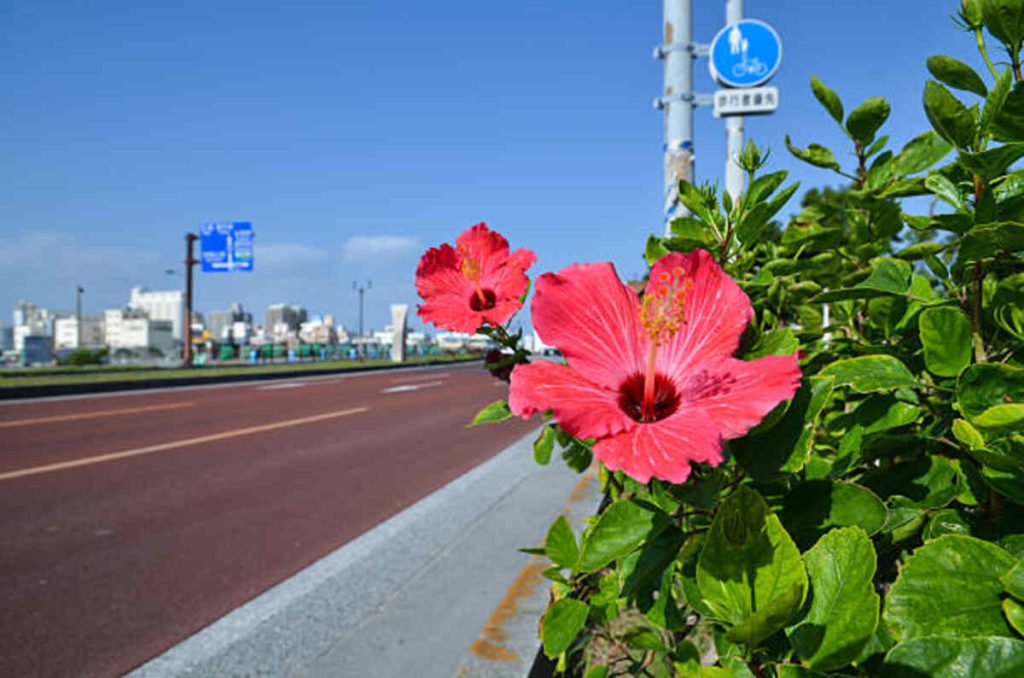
[814,258,912,301]
[696,487,807,646]
[810,75,843,124]
[785,136,841,171]
[983,69,1013,135]
[1003,562,1024,601]
[983,0,1024,52]
[961,222,1024,259]
[781,481,888,548]
[927,54,988,96]
[736,182,800,244]
[953,418,987,449]
[891,131,953,177]
[819,355,918,393]
[846,96,891,145]
[578,500,661,573]
[959,143,1024,178]
[1004,598,1024,636]
[545,515,579,571]
[919,307,972,377]
[533,425,556,465]
[884,535,1016,641]
[974,403,1024,432]
[993,80,1024,141]
[925,173,965,208]
[957,363,1024,418]
[470,400,512,426]
[746,328,799,360]
[787,528,879,671]
[542,598,589,658]
[924,80,976,148]
[885,636,1024,677]
[923,508,971,540]
[732,377,834,480]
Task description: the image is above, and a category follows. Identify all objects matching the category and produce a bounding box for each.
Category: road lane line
[0,401,197,429]
[0,406,369,483]
[380,380,444,394]
[256,382,306,391]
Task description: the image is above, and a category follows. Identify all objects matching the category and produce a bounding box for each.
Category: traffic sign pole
[725,0,745,201]
[660,0,695,235]
[182,233,198,368]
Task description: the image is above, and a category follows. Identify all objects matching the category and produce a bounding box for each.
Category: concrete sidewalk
[129,428,601,678]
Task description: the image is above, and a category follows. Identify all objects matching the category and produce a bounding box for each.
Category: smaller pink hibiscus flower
[416,223,537,333]
[509,249,800,484]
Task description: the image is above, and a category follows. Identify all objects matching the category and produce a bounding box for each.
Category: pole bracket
[652,92,714,110]
[652,42,710,59]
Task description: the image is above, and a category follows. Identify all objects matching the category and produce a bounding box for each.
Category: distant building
[0,325,12,352]
[21,335,54,366]
[105,309,148,348]
[54,314,105,349]
[129,287,184,341]
[12,301,67,353]
[111,316,175,356]
[208,302,253,344]
[264,304,307,340]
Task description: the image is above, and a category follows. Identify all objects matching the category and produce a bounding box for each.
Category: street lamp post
[352,280,371,356]
[182,233,198,368]
[75,285,84,349]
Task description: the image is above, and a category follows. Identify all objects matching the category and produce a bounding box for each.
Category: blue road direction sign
[709,19,782,89]
[200,221,254,272]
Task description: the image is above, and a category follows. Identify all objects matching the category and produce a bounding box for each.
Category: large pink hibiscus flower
[509,249,800,484]
[416,223,537,333]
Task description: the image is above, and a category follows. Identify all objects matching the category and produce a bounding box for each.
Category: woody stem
[642,340,658,420]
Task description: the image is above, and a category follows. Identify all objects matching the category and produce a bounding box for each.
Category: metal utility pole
[182,233,198,367]
[352,280,371,354]
[658,0,695,236]
[75,285,84,349]
[725,0,746,199]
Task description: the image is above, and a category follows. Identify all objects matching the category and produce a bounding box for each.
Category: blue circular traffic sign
[709,19,782,88]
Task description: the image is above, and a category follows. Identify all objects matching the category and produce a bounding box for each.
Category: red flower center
[618,372,681,423]
[469,288,497,311]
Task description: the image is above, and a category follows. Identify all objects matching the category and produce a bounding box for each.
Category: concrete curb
[0,358,479,400]
[127,427,564,677]
[454,468,602,678]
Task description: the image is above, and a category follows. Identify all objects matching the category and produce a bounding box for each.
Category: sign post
[200,222,254,273]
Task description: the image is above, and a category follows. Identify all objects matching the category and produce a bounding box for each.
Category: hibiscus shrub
[416,3,1024,675]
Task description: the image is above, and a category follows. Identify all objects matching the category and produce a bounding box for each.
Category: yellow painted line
[0,401,197,429]
[0,406,369,483]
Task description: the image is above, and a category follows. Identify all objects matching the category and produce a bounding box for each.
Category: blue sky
[0,1,980,333]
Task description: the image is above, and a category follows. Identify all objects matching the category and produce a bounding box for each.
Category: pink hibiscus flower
[509,249,801,484]
[416,223,537,333]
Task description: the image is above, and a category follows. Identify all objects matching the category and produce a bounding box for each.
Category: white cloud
[341,235,419,263]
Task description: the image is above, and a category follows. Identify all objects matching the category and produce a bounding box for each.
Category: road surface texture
[0,363,534,678]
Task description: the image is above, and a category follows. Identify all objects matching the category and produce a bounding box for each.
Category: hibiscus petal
[415,244,472,300]
[532,262,645,391]
[417,295,486,334]
[509,360,635,440]
[456,223,511,279]
[593,406,721,484]
[490,247,537,300]
[649,250,753,381]
[681,355,801,439]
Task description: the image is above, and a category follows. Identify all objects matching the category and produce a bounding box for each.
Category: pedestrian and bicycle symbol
[709,19,782,88]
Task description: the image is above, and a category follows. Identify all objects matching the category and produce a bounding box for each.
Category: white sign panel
[713,87,779,118]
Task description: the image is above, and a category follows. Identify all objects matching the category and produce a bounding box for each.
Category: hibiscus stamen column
[639,267,691,421]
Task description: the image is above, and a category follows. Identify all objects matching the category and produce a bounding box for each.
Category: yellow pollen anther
[639,266,692,345]
[458,245,481,282]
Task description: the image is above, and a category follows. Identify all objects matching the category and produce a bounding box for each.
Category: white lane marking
[257,382,306,391]
[380,380,444,394]
[387,372,451,383]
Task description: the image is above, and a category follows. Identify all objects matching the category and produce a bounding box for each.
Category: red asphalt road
[0,364,535,678]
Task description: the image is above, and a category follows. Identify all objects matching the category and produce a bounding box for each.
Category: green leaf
[959,143,1024,179]
[819,355,918,393]
[923,508,971,541]
[925,173,965,208]
[885,636,1024,677]
[785,136,841,171]
[846,96,891,145]
[787,528,879,671]
[545,515,579,571]
[983,69,1014,135]
[736,182,800,244]
[884,535,1016,641]
[1002,562,1024,601]
[983,0,1024,53]
[974,404,1024,431]
[891,131,953,177]
[732,377,834,480]
[781,481,888,549]
[1004,598,1024,636]
[919,307,972,377]
[957,363,1024,418]
[927,55,988,96]
[993,80,1024,141]
[924,80,977,149]
[814,258,912,302]
[696,487,807,646]
[578,500,661,573]
[743,170,787,209]
[953,418,987,449]
[542,598,589,658]
[960,222,1024,259]
[746,328,799,360]
[810,75,844,124]
[470,400,512,426]
[533,425,556,465]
